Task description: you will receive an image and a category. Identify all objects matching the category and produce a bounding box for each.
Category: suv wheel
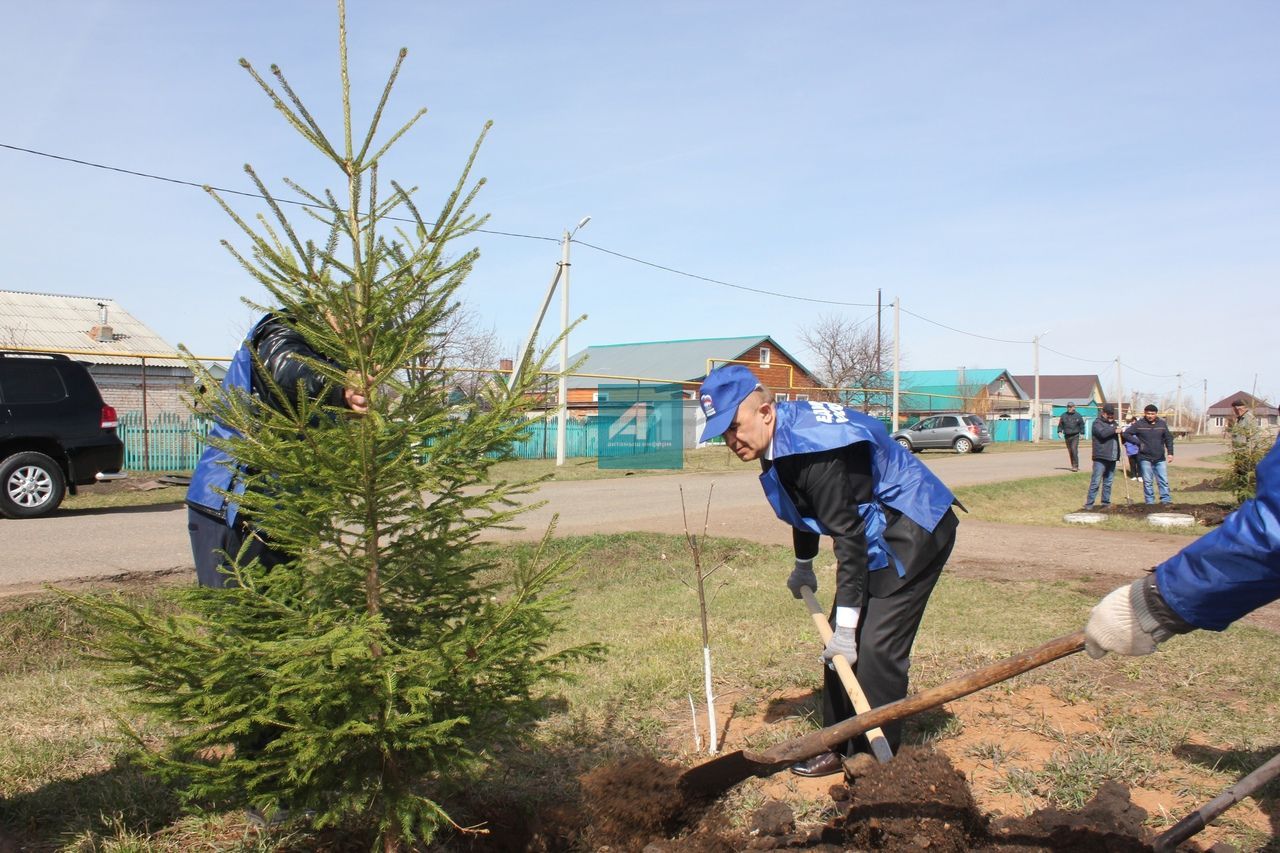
[953,437,973,454]
[0,452,67,519]
[895,437,914,452]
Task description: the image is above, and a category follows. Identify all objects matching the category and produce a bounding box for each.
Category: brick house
[560,335,823,417]
[1206,392,1279,433]
[0,289,192,420]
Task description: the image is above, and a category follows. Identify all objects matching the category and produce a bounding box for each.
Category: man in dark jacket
[698,365,959,777]
[1083,404,1120,510]
[1123,404,1175,505]
[1058,403,1085,471]
[186,312,369,588]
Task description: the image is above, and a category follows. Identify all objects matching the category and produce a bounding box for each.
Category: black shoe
[790,751,844,778]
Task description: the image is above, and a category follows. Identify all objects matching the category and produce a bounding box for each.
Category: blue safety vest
[186,323,263,526]
[760,401,956,575]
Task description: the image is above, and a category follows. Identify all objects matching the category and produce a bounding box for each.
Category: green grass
[2,532,1277,850]
[952,463,1234,534]
[62,473,187,512]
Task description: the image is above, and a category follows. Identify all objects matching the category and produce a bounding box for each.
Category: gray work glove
[823,626,858,668]
[1084,580,1160,659]
[786,558,817,599]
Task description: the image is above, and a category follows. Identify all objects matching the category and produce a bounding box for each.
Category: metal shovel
[1153,750,1280,852]
[679,630,1086,798]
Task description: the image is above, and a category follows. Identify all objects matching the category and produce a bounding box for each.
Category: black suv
[0,353,126,518]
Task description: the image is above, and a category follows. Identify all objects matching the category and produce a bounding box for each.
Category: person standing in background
[1058,402,1085,472]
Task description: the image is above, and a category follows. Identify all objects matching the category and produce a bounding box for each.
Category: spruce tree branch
[237,58,335,160]
[356,47,413,163]
[366,107,428,166]
[271,63,341,162]
[339,0,353,163]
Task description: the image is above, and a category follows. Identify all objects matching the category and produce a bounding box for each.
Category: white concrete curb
[1148,512,1196,528]
[1064,512,1105,524]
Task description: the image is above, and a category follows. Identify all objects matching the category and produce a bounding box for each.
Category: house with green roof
[562,334,823,415]
[896,368,1029,420]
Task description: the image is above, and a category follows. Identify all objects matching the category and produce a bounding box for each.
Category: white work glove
[786,558,817,599]
[822,606,860,669]
[1084,580,1160,659]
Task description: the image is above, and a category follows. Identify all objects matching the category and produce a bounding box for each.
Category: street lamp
[556,216,591,466]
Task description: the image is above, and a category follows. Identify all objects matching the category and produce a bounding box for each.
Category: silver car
[892,413,991,454]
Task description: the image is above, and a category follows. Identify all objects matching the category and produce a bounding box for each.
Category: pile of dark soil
[556,747,1169,852]
[1084,501,1234,526]
[1182,477,1228,493]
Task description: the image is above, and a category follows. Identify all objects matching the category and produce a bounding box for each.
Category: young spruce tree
[66,5,598,849]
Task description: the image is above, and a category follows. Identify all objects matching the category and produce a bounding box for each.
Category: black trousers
[1064,435,1081,469]
[822,531,954,756]
[187,506,287,588]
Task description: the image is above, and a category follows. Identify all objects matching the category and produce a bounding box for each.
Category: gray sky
[3,2,1277,406]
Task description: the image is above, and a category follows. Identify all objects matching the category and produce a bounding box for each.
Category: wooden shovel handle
[749,630,1086,764]
[799,586,894,763]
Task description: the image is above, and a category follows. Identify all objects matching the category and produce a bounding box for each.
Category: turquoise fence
[116,412,601,472]
[118,411,209,472]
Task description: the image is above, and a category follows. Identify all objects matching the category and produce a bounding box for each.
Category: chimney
[499,357,514,373]
[89,302,114,343]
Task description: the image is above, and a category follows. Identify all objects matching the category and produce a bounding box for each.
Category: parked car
[891,413,991,454]
[0,352,126,518]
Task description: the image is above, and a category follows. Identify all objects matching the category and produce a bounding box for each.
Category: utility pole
[1032,334,1042,442]
[891,297,900,430]
[875,288,882,380]
[1116,357,1123,423]
[556,229,571,466]
[1175,372,1183,433]
[555,216,591,466]
[1201,378,1208,435]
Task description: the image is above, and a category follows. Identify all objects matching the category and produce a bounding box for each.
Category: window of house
[775,392,789,402]
[759,347,771,367]
[795,394,809,402]
[593,392,609,403]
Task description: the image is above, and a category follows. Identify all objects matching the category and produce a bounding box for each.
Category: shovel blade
[677,750,783,799]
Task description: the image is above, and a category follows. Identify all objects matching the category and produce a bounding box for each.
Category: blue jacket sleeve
[1155,442,1280,630]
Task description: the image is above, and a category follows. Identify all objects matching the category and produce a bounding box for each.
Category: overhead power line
[573,240,876,307]
[898,306,1029,345]
[0,141,1200,385]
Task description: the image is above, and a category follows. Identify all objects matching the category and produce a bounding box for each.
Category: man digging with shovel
[698,365,960,778]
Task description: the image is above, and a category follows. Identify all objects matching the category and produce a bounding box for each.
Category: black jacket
[764,443,958,608]
[1090,417,1120,461]
[1058,410,1085,438]
[1123,417,1174,462]
[251,315,349,413]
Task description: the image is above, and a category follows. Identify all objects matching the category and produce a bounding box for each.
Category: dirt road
[9,441,1274,631]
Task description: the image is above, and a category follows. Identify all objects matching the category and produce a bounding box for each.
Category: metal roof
[563,335,810,389]
[1009,374,1104,404]
[0,289,186,367]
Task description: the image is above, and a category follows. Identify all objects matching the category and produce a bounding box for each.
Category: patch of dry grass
[2,533,1276,850]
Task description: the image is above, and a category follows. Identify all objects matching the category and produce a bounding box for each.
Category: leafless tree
[797,313,889,410]
[407,300,504,399]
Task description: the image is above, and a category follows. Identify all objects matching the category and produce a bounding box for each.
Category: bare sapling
[676,484,730,754]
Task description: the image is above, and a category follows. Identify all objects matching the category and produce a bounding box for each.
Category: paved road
[0,441,1227,594]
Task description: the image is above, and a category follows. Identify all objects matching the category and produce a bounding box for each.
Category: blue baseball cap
[698,364,762,442]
